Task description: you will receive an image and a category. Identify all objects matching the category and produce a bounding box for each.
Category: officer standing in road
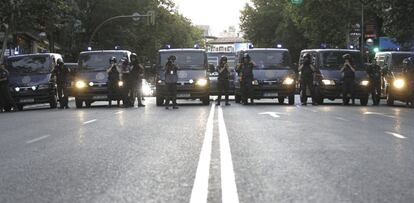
[237,53,256,105]
[217,56,231,106]
[107,57,121,107]
[298,53,318,105]
[165,55,179,110]
[403,57,414,107]
[340,54,356,105]
[120,57,131,107]
[129,53,145,107]
[0,61,17,112]
[366,58,382,105]
[52,59,70,109]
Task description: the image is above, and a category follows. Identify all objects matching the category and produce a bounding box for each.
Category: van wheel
[288,95,295,105]
[50,95,57,109]
[386,92,395,106]
[360,97,368,106]
[85,101,92,108]
[202,96,210,105]
[156,96,164,106]
[235,94,241,104]
[75,98,83,108]
[278,97,285,104]
[316,96,324,105]
[17,105,24,111]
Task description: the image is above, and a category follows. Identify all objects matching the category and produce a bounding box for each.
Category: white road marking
[335,117,348,121]
[218,106,240,203]
[26,135,50,144]
[259,112,281,118]
[190,104,215,203]
[83,119,97,125]
[363,112,396,118]
[114,111,124,115]
[385,131,407,139]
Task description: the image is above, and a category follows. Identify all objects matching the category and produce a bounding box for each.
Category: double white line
[190,104,239,203]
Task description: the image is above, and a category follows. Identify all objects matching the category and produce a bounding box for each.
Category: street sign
[291,0,303,5]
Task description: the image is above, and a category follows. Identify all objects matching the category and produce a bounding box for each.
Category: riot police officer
[298,53,317,105]
[217,56,231,106]
[0,61,17,112]
[237,53,255,105]
[119,57,131,107]
[107,57,121,107]
[366,58,382,105]
[165,55,179,109]
[129,53,145,107]
[340,54,356,105]
[52,59,70,109]
[403,57,414,107]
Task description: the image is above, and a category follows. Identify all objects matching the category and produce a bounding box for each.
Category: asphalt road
[1,96,414,203]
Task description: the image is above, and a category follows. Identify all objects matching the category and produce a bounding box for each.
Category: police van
[299,49,370,105]
[207,52,237,95]
[6,53,60,110]
[155,49,210,106]
[375,51,414,105]
[71,50,131,108]
[234,48,296,105]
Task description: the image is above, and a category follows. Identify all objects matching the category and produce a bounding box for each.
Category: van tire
[202,96,210,105]
[386,92,394,106]
[235,94,241,103]
[17,105,24,111]
[278,97,285,104]
[156,96,164,106]
[360,97,368,106]
[50,95,57,109]
[75,98,83,108]
[288,95,295,105]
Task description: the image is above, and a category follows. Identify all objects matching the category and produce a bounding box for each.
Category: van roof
[79,50,131,54]
[300,49,360,53]
[159,49,205,53]
[375,51,414,55]
[7,53,61,59]
[243,48,289,52]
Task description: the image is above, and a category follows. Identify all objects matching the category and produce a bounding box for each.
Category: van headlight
[14,87,21,92]
[252,80,259,85]
[360,80,369,86]
[118,81,124,87]
[322,79,335,85]
[393,79,405,89]
[196,78,208,86]
[283,77,294,85]
[75,80,86,89]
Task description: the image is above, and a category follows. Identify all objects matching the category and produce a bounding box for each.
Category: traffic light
[147,11,155,25]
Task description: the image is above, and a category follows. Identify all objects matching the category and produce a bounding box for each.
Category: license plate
[93,95,107,100]
[264,92,278,97]
[210,77,218,81]
[20,98,34,103]
[177,93,191,98]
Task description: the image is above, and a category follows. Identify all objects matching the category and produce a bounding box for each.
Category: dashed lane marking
[26,135,50,144]
[385,131,407,139]
[83,119,97,125]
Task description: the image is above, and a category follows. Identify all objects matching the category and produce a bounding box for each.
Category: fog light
[283,77,294,85]
[196,78,207,86]
[360,80,369,86]
[393,79,405,89]
[118,81,124,87]
[15,87,20,92]
[89,82,94,87]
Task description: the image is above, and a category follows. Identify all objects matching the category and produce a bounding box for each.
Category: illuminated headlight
[75,80,86,89]
[196,78,208,86]
[189,79,194,84]
[282,77,295,85]
[14,87,20,92]
[157,80,164,84]
[142,83,152,96]
[118,81,124,87]
[393,79,405,89]
[360,80,369,86]
[252,80,259,85]
[89,82,94,87]
[31,86,37,91]
[322,79,335,85]
[38,84,49,90]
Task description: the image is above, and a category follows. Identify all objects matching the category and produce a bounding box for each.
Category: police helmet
[168,55,176,61]
[109,57,117,63]
[220,56,228,62]
[303,53,311,59]
[131,53,138,59]
[243,53,251,61]
[403,57,414,69]
[342,54,352,60]
[57,58,64,65]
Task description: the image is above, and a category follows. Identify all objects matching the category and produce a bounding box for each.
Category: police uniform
[129,61,145,107]
[239,61,254,104]
[107,64,121,107]
[120,61,131,107]
[0,67,16,112]
[299,60,316,105]
[341,63,356,105]
[367,63,381,105]
[52,62,70,108]
[165,61,178,109]
[217,61,231,106]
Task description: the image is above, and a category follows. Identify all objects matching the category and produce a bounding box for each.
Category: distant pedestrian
[107,57,121,107]
[0,61,17,112]
[164,55,179,109]
[129,53,145,107]
[216,56,231,106]
[340,54,356,105]
[52,59,70,109]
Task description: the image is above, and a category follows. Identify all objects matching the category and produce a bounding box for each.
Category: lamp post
[88,11,154,48]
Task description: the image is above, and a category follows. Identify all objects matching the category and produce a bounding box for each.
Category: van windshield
[248,51,291,69]
[160,52,205,70]
[79,52,127,71]
[6,55,51,75]
[392,53,414,70]
[319,51,364,70]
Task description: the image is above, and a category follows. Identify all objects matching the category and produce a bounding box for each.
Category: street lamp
[88,11,155,48]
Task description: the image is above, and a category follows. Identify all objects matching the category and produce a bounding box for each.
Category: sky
[174,0,251,36]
